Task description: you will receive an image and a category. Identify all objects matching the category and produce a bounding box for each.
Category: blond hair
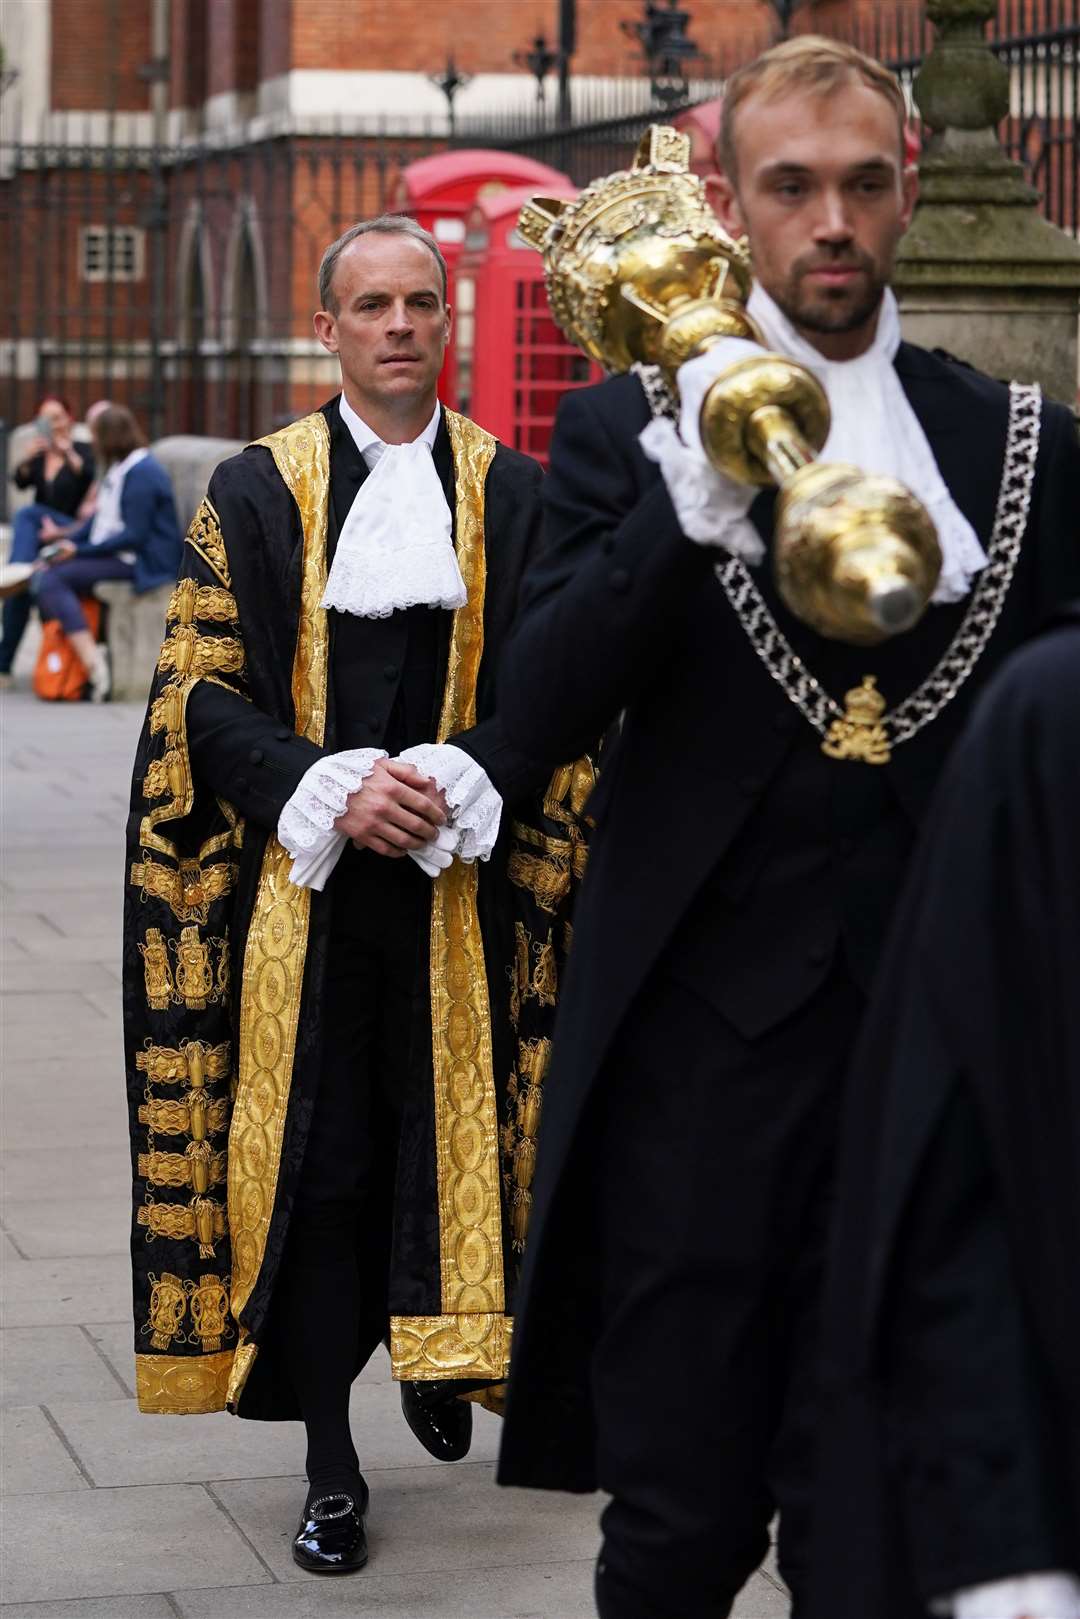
[718,36,907,178]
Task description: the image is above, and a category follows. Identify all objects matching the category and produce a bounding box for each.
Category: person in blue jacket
[33,404,182,699]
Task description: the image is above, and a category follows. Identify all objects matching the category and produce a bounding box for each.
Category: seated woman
[1,395,96,678]
[32,405,182,701]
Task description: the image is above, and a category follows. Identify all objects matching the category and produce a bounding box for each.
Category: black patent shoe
[292,1485,369,1574]
[400,1379,474,1461]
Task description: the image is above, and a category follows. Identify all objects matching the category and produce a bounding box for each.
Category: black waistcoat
[326,402,453,759]
[662,456,990,1040]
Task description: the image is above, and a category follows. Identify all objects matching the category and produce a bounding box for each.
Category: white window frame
[79,225,147,283]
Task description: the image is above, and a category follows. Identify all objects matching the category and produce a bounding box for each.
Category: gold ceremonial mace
[517,126,942,648]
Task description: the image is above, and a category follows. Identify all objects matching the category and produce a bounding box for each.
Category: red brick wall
[206,0,262,99]
[172,0,209,108]
[51,0,152,111]
[259,0,292,82]
[284,0,767,79]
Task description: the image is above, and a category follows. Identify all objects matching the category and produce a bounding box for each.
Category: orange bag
[33,599,104,702]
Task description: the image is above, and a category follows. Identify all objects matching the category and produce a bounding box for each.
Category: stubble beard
[773,254,888,339]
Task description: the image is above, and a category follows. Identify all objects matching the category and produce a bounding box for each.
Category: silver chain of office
[634,362,1042,745]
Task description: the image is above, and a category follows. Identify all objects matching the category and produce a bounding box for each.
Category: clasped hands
[333,756,451,862]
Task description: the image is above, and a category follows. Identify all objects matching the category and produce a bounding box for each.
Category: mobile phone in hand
[34,415,54,443]
[38,541,69,562]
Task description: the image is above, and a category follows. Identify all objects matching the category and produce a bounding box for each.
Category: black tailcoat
[495,347,1080,1490]
[808,604,1080,1616]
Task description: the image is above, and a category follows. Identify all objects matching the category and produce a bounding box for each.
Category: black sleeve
[185,682,324,833]
[881,1085,1068,1602]
[452,454,568,807]
[450,711,556,808]
[498,382,717,766]
[13,454,43,495]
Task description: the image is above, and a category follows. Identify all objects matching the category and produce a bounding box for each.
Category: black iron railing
[1,0,1076,468]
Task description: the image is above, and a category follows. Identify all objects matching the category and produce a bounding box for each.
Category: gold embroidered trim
[137,1197,227,1254]
[225,1332,258,1410]
[389,1311,513,1381]
[137,1040,230,1086]
[139,1097,230,1136]
[184,498,231,589]
[147,1272,187,1350]
[227,413,330,1374]
[157,629,245,681]
[130,857,235,923]
[167,578,238,626]
[506,1036,552,1251]
[507,843,573,913]
[427,411,508,1351]
[138,1148,227,1191]
[190,1275,231,1351]
[135,1349,233,1414]
[139,928,175,1009]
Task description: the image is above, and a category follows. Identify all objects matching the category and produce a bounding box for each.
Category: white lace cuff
[278,748,386,891]
[933,1572,1080,1618]
[639,416,762,562]
[395,742,502,865]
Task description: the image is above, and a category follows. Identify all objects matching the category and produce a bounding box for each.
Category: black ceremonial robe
[809,603,1080,1616]
[123,405,578,1417]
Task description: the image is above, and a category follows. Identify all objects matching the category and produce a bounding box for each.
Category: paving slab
[2,1025,124,1068]
[23,893,125,936]
[0,1483,268,1604]
[78,1320,137,1397]
[0,960,120,995]
[47,1381,501,1489]
[0,1597,178,1619]
[1,1230,27,1264]
[0,1253,131,1329]
[0,1324,130,1407]
[1,1196,130,1260]
[1,1404,91,1494]
[0,991,109,1027]
[0,1144,130,1203]
[2,934,121,965]
[0,913,63,946]
[175,1559,597,1618]
[211,1460,600,1586]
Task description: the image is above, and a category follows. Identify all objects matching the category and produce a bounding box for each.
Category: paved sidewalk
[0,687,788,1619]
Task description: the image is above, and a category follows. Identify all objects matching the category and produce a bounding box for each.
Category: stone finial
[895,0,1080,403]
[917,0,1009,139]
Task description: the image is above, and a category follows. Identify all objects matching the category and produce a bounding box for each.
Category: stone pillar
[895,0,1080,406]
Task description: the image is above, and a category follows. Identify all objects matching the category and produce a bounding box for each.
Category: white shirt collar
[338,392,441,470]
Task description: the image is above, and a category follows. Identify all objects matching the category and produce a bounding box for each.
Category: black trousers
[273,848,429,1471]
[591,966,863,1619]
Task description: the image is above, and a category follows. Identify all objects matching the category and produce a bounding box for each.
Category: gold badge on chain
[821,676,891,766]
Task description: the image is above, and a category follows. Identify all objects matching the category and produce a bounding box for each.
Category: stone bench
[94,434,244,700]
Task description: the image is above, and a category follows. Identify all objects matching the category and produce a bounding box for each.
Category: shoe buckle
[309,1493,354,1521]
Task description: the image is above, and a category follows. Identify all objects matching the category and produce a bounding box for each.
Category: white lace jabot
[321,394,467,619]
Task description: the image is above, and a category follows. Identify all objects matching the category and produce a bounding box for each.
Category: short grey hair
[317,216,449,313]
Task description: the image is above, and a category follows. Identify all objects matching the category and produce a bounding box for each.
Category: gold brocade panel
[225,413,330,1411]
[389,411,514,1385]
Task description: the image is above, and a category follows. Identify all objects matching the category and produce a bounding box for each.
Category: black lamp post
[514,32,562,106]
[621,0,702,109]
[429,55,472,138]
[764,0,811,40]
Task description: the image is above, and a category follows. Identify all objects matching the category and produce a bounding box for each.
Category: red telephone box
[392,151,572,409]
[454,183,600,465]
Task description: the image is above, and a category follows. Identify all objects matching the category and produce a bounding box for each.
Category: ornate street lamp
[429,55,472,137]
[621,0,702,109]
[764,0,813,40]
[513,32,562,106]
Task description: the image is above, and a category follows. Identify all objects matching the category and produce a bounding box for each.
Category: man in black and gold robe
[123,217,580,1573]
